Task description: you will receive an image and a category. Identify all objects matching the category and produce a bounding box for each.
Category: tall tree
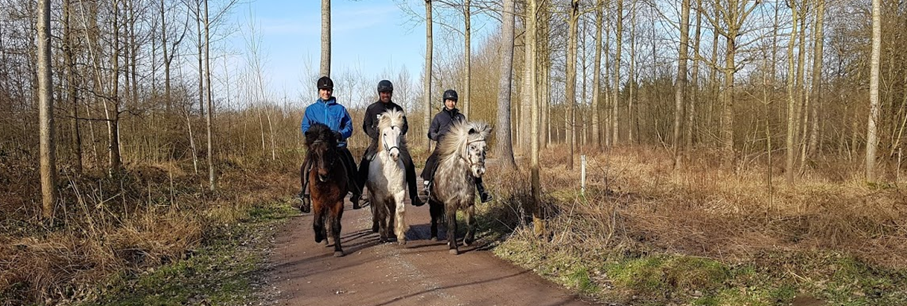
[108,0,123,174]
[685,0,702,150]
[611,0,623,145]
[424,0,433,151]
[38,0,56,219]
[591,0,604,147]
[704,0,760,167]
[866,0,881,182]
[321,0,331,77]
[807,0,826,158]
[64,0,82,174]
[565,0,579,170]
[204,0,215,191]
[527,0,545,237]
[463,0,471,118]
[785,0,802,183]
[673,0,691,167]
[495,0,517,169]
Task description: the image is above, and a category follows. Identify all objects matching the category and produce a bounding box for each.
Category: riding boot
[418,180,431,203]
[300,164,312,213]
[476,178,493,203]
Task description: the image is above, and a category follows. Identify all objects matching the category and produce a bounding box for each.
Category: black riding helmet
[442,89,458,102]
[317,76,333,90]
[377,80,393,92]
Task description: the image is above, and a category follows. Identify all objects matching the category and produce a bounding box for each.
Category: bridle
[381,126,401,153]
[459,139,486,168]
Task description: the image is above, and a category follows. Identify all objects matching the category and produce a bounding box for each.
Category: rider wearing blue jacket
[300,76,363,210]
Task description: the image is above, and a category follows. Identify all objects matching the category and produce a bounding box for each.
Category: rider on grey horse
[419,89,492,203]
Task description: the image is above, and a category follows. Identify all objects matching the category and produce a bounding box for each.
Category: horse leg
[446,207,459,255]
[313,202,325,243]
[429,200,440,241]
[377,200,388,243]
[331,201,344,257]
[369,192,379,233]
[393,189,407,245]
[464,205,476,246]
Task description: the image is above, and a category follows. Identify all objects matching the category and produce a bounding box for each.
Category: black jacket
[363,100,409,156]
[428,108,465,142]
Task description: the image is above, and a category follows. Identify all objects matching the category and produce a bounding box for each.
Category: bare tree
[321,0,331,77]
[565,0,579,170]
[463,0,471,118]
[38,0,55,219]
[611,0,623,145]
[527,0,545,237]
[591,0,604,148]
[494,0,517,169]
[866,0,881,182]
[673,0,691,168]
[703,0,761,167]
[807,0,826,158]
[424,0,433,151]
[64,0,82,175]
[785,0,802,183]
[204,0,215,191]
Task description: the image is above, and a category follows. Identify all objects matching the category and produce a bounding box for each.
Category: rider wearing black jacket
[419,89,492,203]
[357,80,425,207]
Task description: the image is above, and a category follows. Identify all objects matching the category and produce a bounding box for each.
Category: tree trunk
[591,0,604,148]
[204,0,215,191]
[686,0,701,150]
[424,0,432,152]
[785,4,800,184]
[495,0,517,169]
[628,4,637,144]
[808,0,825,158]
[565,0,578,170]
[673,0,691,168]
[463,0,471,118]
[527,0,544,237]
[108,0,122,174]
[38,0,56,219]
[320,0,331,77]
[866,0,881,182]
[64,0,82,174]
[612,0,623,145]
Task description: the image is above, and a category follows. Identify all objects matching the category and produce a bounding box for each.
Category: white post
[581,155,586,196]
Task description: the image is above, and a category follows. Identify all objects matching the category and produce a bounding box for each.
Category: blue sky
[228,0,430,101]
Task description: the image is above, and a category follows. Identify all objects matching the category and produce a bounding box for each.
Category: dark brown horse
[302,123,349,257]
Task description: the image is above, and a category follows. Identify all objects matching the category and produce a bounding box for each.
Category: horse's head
[378,110,406,162]
[463,122,491,178]
[305,123,340,182]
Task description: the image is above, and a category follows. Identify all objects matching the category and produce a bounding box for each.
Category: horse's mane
[377,109,407,150]
[305,123,337,150]
[437,121,491,162]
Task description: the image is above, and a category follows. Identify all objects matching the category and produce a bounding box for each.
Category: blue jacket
[301,97,353,147]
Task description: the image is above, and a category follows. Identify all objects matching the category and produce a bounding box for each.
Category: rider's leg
[341,148,363,209]
[475,177,493,203]
[419,150,439,200]
[299,160,312,213]
[398,147,424,206]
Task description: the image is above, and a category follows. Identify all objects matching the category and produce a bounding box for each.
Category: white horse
[366,109,408,244]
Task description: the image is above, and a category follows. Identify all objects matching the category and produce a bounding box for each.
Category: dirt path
[264,182,595,306]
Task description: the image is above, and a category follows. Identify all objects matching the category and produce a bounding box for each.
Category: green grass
[80,200,296,306]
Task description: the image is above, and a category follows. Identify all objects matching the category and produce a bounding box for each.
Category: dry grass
[0,157,298,305]
[501,145,907,268]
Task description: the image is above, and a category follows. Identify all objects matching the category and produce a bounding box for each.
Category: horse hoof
[464,239,474,246]
[398,240,406,246]
[333,251,344,257]
[430,237,438,242]
[448,249,459,255]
